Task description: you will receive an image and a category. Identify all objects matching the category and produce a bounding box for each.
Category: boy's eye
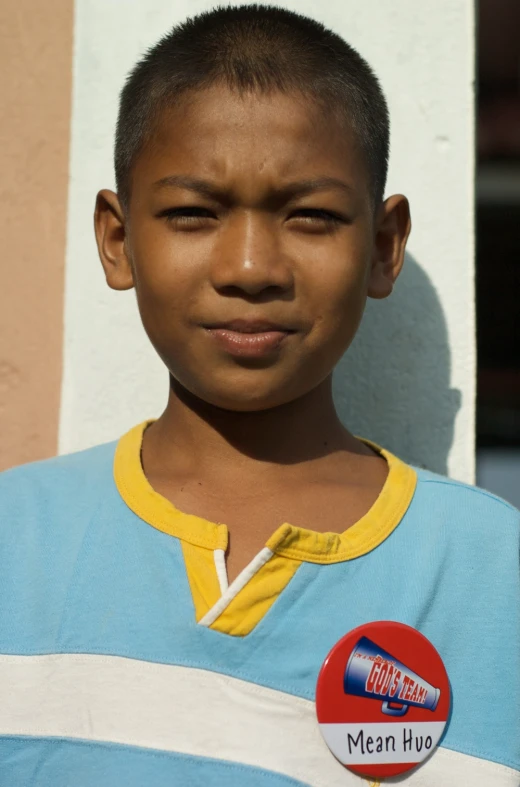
[287,208,346,229]
[159,206,216,229]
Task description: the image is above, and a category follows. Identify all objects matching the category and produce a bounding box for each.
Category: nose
[209,212,294,297]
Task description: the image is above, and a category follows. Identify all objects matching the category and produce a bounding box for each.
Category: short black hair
[115,4,390,210]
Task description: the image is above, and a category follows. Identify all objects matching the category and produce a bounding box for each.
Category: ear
[94,189,135,291]
[367,194,411,299]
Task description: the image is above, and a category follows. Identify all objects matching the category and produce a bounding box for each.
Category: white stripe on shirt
[0,653,517,787]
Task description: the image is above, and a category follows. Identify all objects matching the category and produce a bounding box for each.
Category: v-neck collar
[114,420,417,564]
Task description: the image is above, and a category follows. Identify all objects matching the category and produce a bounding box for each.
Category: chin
[172,370,304,413]
[197,386,293,413]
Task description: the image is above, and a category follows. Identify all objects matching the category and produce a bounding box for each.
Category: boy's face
[96,86,410,411]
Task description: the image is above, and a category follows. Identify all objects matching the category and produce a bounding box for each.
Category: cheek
[307,253,371,347]
[130,234,203,326]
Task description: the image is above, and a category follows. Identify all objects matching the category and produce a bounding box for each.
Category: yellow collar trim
[114,421,228,551]
[265,439,417,562]
[114,421,417,563]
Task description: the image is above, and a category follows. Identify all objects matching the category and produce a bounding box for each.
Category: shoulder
[414,466,518,517]
[0,440,117,518]
[408,465,519,548]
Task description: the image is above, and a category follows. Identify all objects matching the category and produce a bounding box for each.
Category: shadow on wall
[333,253,461,476]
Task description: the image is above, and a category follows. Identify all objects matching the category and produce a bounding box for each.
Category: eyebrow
[152,174,355,202]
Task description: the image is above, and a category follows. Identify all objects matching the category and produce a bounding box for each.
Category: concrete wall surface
[2,1,475,481]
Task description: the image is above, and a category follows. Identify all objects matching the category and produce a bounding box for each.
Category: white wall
[59,0,475,481]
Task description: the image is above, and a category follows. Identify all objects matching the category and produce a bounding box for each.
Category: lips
[203,319,296,358]
[206,319,294,333]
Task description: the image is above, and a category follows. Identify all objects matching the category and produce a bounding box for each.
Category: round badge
[316,621,451,779]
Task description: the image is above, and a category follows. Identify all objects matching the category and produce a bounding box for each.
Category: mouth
[202,319,296,358]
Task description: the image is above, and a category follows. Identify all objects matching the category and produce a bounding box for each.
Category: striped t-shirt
[0,421,518,786]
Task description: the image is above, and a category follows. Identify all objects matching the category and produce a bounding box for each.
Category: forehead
[131,85,369,197]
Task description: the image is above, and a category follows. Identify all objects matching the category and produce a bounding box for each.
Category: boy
[0,5,518,786]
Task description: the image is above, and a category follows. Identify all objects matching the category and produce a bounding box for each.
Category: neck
[143,375,368,478]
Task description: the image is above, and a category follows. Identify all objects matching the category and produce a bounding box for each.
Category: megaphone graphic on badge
[344,636,441,716]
